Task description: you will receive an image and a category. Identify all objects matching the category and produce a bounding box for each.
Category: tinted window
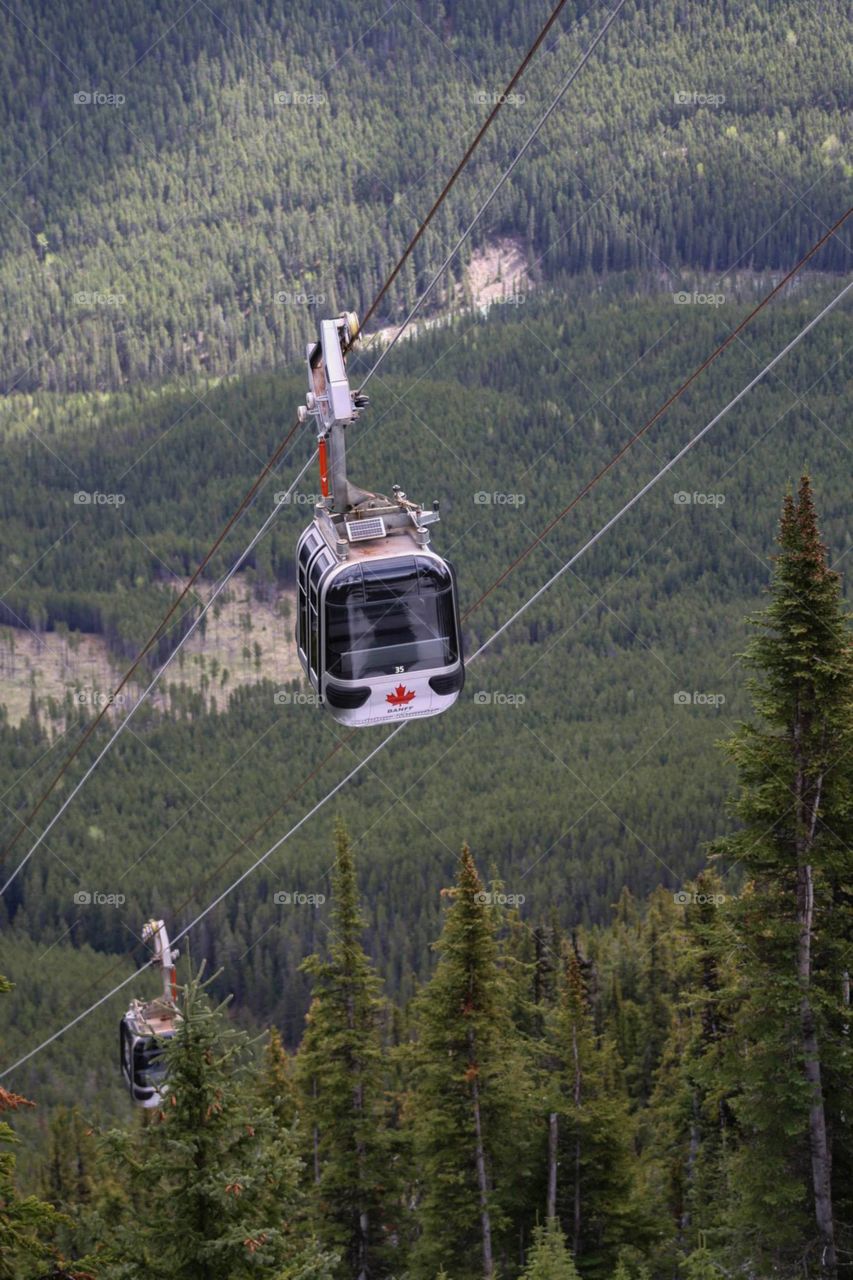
[134,1039,168,1087]
[309,601,318,675]
[298,576,308,655]
[308,554,327,675]
[362,559,419,600]
[415,560,451,592]
[326,558,458,680]
[120,1022,133,1073]
[297,540,314,655]
[309,557,325,591]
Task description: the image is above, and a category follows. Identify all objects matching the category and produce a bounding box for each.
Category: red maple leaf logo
[386,684,416,706]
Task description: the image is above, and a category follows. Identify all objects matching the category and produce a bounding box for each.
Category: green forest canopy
[0,0,849,390]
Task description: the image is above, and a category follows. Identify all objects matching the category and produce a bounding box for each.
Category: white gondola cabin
[293,313,464,727]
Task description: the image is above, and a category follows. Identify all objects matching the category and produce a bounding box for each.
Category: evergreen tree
[0,1086,65,1279]
[546,946,644,1278]
[295,823,392,1280]
[39,1106,104,1265]
[711,477,853,1276]
[102,968,333,1280]
[521,1218,582,1280]
[681,1240,721,1280]
[0,979,66,1279]
[641,871,732,1272]
[409,846,530,1280]
[256,1028,298,1133]
[627,890,682,1103]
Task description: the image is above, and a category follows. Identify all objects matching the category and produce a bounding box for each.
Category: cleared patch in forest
[368,235,532,348]
[0,579,301,725]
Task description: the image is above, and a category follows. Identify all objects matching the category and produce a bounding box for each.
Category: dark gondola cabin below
[119,998,176,1108]
[119,918,180,1107]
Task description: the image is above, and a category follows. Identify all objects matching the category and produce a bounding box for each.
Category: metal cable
[0,0,595,893]
[5,277,846,1079]
[358,0,629,390]
[0,453,316,896]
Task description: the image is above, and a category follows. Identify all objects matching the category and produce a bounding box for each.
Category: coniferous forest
[0,0,850,1276]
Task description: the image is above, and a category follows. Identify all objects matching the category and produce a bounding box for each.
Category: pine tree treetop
[521,1218,582,1279]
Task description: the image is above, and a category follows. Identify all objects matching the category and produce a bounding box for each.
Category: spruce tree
[409,846,530,1280]
[102,968,333,1280]
[0,979,67,1279]
[681,1240,721,1280]
[256,1027,298,1133]
[592,891,646,1102]
[295,823,392,1280]
[545,946,644,1279]
[642,871,732,1272]
[39,1106,106,1266]
[628,890,682,1103]
[712,477,853,1275]
[521,1218,582,1280]
[0,1085,65,1279]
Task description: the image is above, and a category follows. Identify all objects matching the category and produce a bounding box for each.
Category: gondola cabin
[118,919,179,1106]
[119,998,177,1108]
[293,311,465,727]
[296,522,464,727]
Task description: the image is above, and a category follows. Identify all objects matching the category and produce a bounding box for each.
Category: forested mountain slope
[0,0,850,1264]
[0,284,849,1131]
[0,0,848,390]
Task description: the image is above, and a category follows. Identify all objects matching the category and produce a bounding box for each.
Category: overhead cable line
[464,205,853,617]
[0,421,306,885]
[0,454,315,897]
[357,0,629,388]
[358,0,575,334]
[62,212,853,1019]
[0,0,581,891]
[4,275,848,1080]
